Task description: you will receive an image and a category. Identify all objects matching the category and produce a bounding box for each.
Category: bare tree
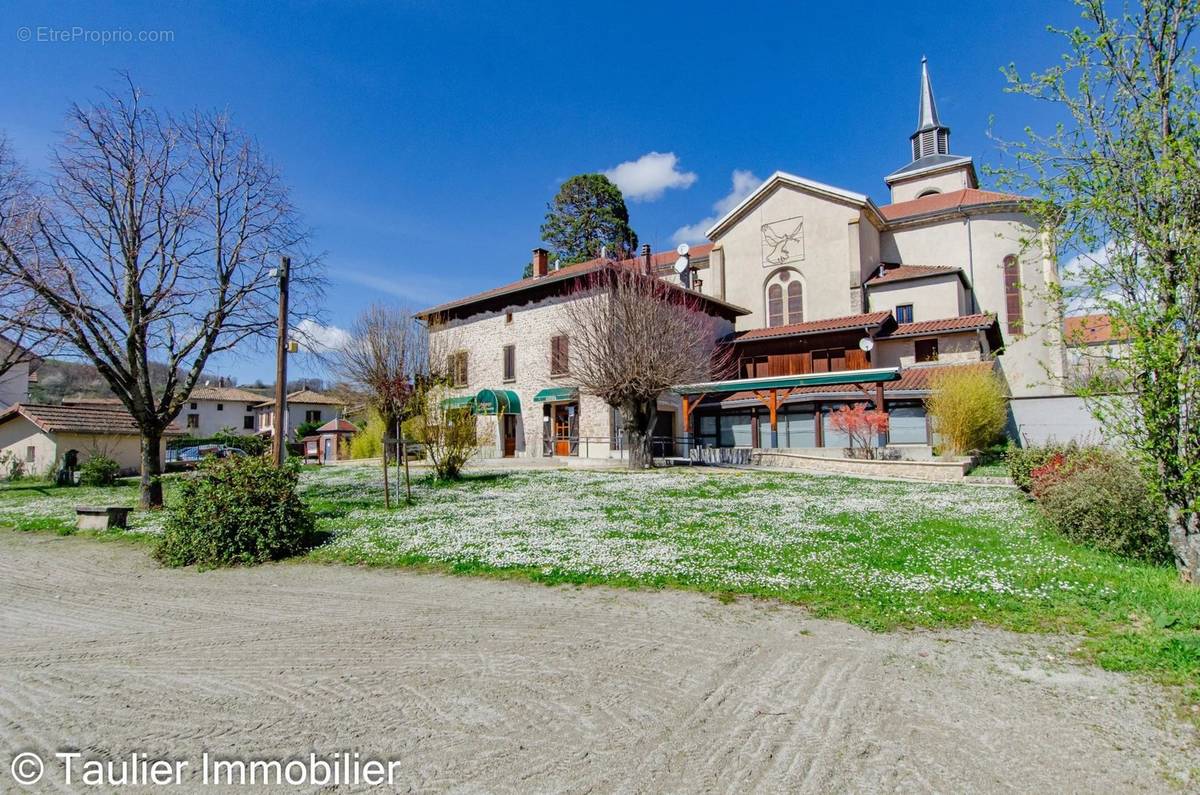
[561,263,734,469]
[0,79,321,507]
[335,304,426,506]
[0,137,58,390]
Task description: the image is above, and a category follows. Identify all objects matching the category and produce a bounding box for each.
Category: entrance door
[502,415,517,457]
[554,405,571,456]
[323,436,332,462]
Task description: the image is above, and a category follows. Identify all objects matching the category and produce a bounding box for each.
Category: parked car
[166,445,247,469]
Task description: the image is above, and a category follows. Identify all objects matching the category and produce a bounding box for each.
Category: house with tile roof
[416,59,1067,460]
[253,389,347,442]
[0,336,41,411]
[0,403,183,476]
[178,385,272,437]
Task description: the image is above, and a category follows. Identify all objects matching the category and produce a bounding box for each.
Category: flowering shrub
[1007,442,1076,492]
[155,456,317,568]
[827,404,889,459]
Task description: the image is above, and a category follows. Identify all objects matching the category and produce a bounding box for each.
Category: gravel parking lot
[0,532,1195,792]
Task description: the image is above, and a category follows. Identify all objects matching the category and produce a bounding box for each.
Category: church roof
[885,153,974,181]
[865,264,963,285]
[705,171,883,239]
[878,188,1024,221]
[733,311,892,342]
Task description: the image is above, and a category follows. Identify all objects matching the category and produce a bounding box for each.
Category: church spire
[910,56,950,161]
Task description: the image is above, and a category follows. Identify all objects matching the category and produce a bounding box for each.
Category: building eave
[705,171,885,240]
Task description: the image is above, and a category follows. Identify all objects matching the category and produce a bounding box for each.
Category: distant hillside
[28,359,231,405]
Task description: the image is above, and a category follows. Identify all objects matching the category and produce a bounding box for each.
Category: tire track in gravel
[0,532,1195,793]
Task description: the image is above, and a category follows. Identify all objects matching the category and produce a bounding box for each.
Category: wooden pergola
[674,367,902,448]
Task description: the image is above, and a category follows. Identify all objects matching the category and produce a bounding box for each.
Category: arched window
[767,284,784,327]
[917,188,941,198]
[786,282,803,324]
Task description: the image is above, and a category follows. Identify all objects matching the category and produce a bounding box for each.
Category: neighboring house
[301,418,358,464]
[0,337,41,411]
[255,389,347,441]
[1062,314,1128,388]
[0,403,183,476]
[415,59,1065,460]
[178,386,270,437]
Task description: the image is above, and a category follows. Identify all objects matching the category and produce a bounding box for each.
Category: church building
[417,59,1064,460]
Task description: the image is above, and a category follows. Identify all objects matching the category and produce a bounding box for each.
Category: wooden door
[502,415,517,457]
[554,406,570,456]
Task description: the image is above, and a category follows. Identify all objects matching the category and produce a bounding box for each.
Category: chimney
[531,247,549,278]
[641,243,652,275]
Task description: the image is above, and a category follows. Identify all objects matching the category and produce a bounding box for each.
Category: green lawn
[2,464,1198,699]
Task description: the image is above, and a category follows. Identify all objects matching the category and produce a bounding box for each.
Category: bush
[1007,441,1078,492]
[924,367,1008,455]
[0,450,25,482]
[350,413,383,459]
[78,455,120,486]
[154,456,317,568]
[1033,449,1170,563]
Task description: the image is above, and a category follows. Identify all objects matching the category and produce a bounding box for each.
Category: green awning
[673,367,901,394]
[441,395,476,410]
[474,388,521,415]
[533,386,579,403]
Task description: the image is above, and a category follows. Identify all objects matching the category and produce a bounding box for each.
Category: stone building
[417,59,1067,460]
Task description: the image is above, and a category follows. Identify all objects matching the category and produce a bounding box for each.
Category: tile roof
[61,397,124,406]
[865,264,962,285]
[878,188,1024,221]
[1064,314,1125,345]
[414,243,747,320]
[734,312,892,342]
[255,389,347,408]
[878,313,998,338]
[316,418,358,433]
[188,386,270,403]
[709,362,996,404]
[0,403,185,436]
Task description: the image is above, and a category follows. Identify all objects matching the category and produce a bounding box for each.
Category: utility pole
[272,255,290,466]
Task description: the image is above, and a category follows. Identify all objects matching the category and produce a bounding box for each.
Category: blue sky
[2,1,1079,384]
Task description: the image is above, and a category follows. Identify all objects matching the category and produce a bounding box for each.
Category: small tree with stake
[827,404,889,460]
[561,262,734,469]
[335,304,425,506]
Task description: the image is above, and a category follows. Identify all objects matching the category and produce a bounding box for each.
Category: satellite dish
[676,243,690,256]
[674,256,689,274]
[858,337,875,352]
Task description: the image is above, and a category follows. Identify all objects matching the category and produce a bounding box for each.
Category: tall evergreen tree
[540,174,638,264]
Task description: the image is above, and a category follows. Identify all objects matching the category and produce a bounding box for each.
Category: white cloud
[672,169,762,245]
[293,319,352,353]
[604,152,697,202]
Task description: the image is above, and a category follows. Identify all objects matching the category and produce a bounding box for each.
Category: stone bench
[75,506,132,531]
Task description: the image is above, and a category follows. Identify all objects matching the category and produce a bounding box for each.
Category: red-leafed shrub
[828,404,889,459]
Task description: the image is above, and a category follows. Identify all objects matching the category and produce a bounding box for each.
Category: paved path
[0,533,1194,792]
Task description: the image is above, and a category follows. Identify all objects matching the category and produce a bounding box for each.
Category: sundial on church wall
[761,216,804,268]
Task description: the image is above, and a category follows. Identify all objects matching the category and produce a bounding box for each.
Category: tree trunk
[139,430,164,509]
[622,399,657,470]
[1168,505,1200,583]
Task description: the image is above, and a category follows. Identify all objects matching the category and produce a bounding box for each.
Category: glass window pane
[889,405,928,444]
[783,410,816,448]
[786,282,803,323]
[720,413,752,447]
[767,284,783,327]
[822,406,850,448]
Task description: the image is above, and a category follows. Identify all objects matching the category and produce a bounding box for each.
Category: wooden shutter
[1003,255,1023,335]
[551,336,569,375]
[845,349,867,371]
[503,345,515,381]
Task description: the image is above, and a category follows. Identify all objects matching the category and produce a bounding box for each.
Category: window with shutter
[503,344,516,381]
[447,351,469,387]
[1003,255,1023,335]
[550,335,569,375]
[767,284,783,327]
